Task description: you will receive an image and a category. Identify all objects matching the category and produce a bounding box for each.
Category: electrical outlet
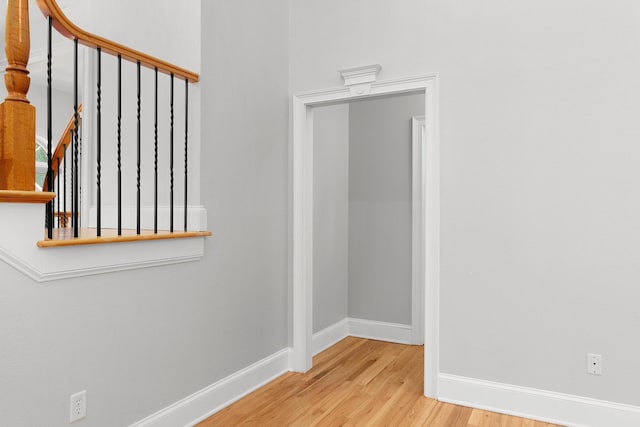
[587,353,602,375]
[69,390,87,423]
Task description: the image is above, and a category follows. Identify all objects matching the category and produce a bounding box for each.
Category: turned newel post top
[4,0,31,103]
[0,0,36,192]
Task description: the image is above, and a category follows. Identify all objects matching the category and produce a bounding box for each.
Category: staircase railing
[35,0,199,82]
[37,0,200,241]
[43,105,82,228]
[0,0,207,244]
[41,104,82,190]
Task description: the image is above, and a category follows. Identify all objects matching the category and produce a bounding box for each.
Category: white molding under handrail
[0,203,207,282]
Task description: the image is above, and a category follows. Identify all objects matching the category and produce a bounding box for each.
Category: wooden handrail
[35,0,199,83]
[42,104,82,191]
[0,190,55,203]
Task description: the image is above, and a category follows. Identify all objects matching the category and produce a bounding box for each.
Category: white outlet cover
[587,353,603,375]
[70,390,87,423]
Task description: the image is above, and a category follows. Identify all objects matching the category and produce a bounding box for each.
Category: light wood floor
[198,337,562,427]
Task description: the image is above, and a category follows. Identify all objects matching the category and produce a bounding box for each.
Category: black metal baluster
[46,16,53,238]
[57,158,60,228]
[78,122,82,230]
[117,54,122,236]
[96,48,102,236]
[63,143,67,228]
[70,128,75,229]
[184,80,188,232]
[136,61,141,235]
[73,38,79,238]
[154,68,158,234]
[170,73,174,233]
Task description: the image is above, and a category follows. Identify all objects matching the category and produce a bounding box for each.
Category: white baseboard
[312,318,413,353]
[439,373,640,427]
[129,348,291,427]
[129,332,640,427]
[130,319,410,426]
[312,318,349,355]
[347,317,412,345]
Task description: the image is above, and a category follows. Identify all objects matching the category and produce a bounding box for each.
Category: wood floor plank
[423,401,457,426]
[446,404,473,426]
[397,395,438,427]
[467,408,489,426]
[197,338,563,427]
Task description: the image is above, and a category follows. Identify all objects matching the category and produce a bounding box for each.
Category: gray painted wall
[348,93,424,325]
[291,0,640,406]
[0,1,290,426]
[313,104,350,333]
[200,0,289,399]
[4,0,640,425]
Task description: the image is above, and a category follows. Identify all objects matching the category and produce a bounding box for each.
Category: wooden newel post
[0,0,36,191]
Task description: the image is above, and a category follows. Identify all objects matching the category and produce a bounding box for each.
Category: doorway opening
[312,94,423,348]
[291,74,440,398]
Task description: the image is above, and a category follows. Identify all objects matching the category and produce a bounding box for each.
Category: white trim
[0,247,205,283]
[411,116,426,346]
[0,204,206,283]
[348,318,412,345]
[291,73,440,399]
[338,64,382,96]
[338,64,382,86]
[130,320,410,427]
[292,96,314,372]
[123,345,640,427]
[129,348,291,427]
[312,318,414,356]
[295,75,431,105]
[312,318,349,356]
[439,373,640,427]
[423,74,440,399]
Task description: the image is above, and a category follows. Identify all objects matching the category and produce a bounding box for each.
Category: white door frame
[292,74,440,398]
[411,115,426,346]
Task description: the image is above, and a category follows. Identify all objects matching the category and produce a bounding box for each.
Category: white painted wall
[348,93,423,325]
[0,1,290,427]
[292,0,640,407]
[290,0,429,93]
[313,103,349,333]
[63,0,200,72]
